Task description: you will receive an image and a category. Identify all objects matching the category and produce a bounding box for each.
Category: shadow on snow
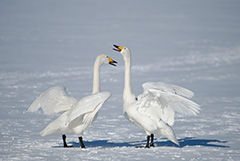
[53,137,229,148]
[177,137,229,148]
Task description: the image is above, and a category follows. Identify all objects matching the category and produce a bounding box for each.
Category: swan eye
[106,56,108,58]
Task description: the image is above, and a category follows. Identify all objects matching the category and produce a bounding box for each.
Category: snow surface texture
[1,0,240,160]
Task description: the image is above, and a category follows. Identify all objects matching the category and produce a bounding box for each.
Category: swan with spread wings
[113,45,200,147]
[28,54,117,148]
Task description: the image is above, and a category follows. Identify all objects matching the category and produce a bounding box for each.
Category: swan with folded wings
[113,45,200,147]
[28,54,117,148]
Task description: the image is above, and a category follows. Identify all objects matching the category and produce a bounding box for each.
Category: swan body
[113,45,200,147]
[40,92,111,136]
[28,54,117,148]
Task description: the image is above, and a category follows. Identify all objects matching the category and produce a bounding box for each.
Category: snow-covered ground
[1,0,240,160]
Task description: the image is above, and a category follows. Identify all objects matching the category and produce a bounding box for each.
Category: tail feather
[40,112,69,136]
[168,135,180,146]
[28,96,41,113]
[156,121,180,146]
[40,121,60,136]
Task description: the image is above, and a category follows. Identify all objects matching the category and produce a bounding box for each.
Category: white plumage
[28,54,117,148]
[113,45,200,147]
[39,92,111,137]
[28,86,77,115]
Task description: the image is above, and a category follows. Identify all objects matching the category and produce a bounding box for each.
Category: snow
[1,0,240,160]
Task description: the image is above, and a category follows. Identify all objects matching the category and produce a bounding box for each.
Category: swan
[28,54,117,148]
[113,45,200,147]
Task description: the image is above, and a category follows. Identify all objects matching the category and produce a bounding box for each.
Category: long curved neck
[92,58,101,94]
[123,54,135,103]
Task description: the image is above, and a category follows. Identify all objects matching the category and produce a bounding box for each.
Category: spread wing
[137,82,200,126]
[28,86,78,115]
[65,92,111,126]
[142,82,195,98]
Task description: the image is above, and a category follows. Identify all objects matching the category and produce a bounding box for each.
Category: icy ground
[1,0,240,160]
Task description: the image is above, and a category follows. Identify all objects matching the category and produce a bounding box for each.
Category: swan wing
[142,82,195,98]
[66,92,111,126]
[137,84,200,126]
[40,111,70,136]
[28,86,78,115]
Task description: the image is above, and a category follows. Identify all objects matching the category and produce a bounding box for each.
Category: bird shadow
[177,137,229,148]
[53,137,229,148]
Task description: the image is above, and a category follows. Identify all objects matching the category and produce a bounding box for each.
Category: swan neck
[123,55,135,102]
[92,58,101,94]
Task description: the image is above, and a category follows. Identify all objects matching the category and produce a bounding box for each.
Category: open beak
[113,44,124,52]
[108,57,117,66]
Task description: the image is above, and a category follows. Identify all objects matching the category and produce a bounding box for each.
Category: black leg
[150,134,155,147]
[62,134,68,147]
[145,135,150,148]
[79,136,86,148]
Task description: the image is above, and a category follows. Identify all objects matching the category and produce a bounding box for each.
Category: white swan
[113,45,200,147]
[28,54,117,148]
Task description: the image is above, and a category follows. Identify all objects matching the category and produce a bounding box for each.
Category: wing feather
[66,92,111,126]
[137,82,200,126]
[28,86,78,115]
[142,82,194,98]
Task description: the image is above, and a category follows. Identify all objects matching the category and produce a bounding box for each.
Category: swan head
[98,54,117,66]
[113,44,130,58]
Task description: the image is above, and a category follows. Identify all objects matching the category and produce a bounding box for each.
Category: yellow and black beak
[108,56,117,66]
[113,44,124,52]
